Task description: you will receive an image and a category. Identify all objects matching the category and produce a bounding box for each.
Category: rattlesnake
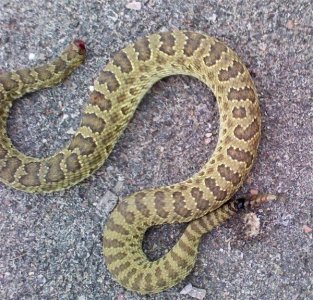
[0,31,261,293]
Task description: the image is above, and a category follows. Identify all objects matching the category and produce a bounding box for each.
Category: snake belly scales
[0,31,261,293]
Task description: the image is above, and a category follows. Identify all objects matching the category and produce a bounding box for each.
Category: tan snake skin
[0,31,261,293]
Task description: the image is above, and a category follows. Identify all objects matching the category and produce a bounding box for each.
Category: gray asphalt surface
[0,1,312,299]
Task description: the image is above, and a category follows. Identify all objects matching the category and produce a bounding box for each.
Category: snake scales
[0,31,261,293]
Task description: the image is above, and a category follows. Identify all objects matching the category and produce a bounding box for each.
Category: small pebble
[180,283,206,300]
[303,225,312,233]
[286,20,295,29]
[113,180,124,193]
[28,53,36,60]
[204,137,212,145]
[207,13,217,22]
[126,1,141,11]
[66,128,76,135]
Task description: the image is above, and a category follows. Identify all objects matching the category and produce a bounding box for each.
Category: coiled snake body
[0,31,261,293]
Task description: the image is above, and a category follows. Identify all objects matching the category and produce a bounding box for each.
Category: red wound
[74,39,86,53]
